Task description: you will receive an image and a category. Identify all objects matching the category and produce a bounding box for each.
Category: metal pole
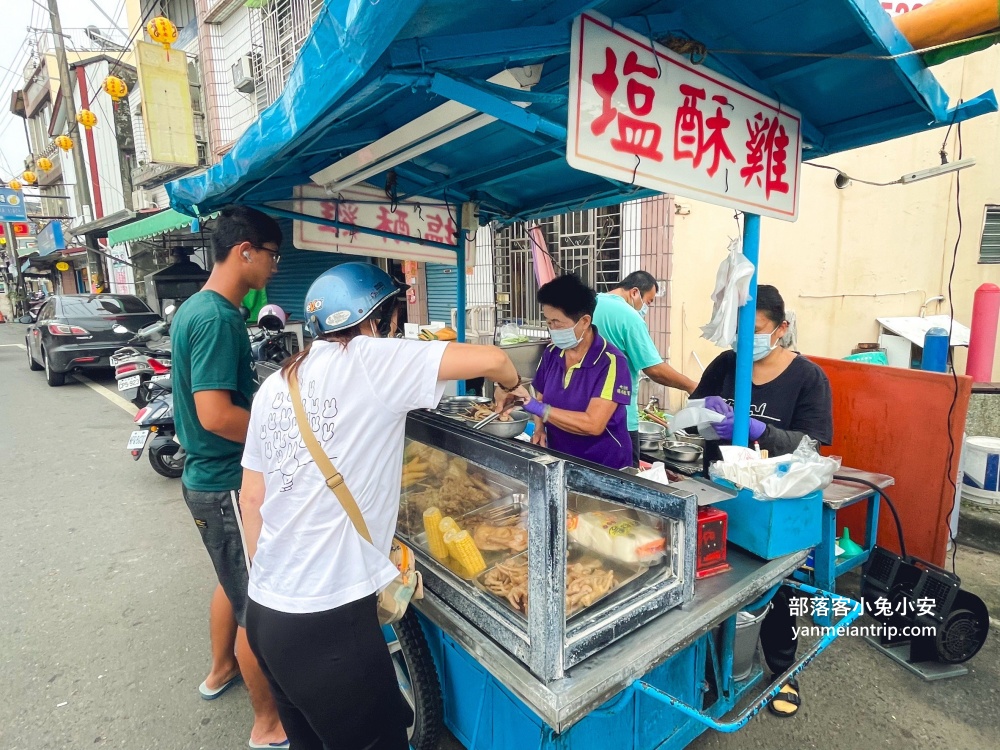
[732,213,760,448]
[46,0,105,292]
[455,231,467,396]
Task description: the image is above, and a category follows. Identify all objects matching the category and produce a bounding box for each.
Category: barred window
[979,205,1000,264]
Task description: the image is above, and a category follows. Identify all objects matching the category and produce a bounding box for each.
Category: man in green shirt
[172,206,286,748]
[592,271,697,465]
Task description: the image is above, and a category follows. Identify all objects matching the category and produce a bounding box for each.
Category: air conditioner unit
[231,55,255,93]
[133,189,158,210]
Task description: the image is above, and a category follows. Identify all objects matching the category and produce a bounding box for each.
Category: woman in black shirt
[692,284,833,718]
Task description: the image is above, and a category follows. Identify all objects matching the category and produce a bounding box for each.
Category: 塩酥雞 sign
[567,11,802,221]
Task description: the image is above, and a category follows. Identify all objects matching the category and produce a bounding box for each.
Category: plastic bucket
[733,604,770,681]
[961,436,1000,506]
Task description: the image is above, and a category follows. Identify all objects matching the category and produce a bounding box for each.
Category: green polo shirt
[172,290,258,492]
[592,292,662,431]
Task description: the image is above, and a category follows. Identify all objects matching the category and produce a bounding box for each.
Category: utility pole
[46,0,106,292]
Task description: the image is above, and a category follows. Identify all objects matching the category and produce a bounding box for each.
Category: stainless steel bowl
[638,421,666,439]
[672,430,706,449]
[662,440,704,462]
[477,408,529,439]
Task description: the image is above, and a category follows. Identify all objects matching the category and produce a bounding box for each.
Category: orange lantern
[55,135,73,152]
[103,75,128,103]
[76,109,98,130]
[22,171,37,185]
[37,157,53,172]
[8,179,22,191]
[147,16,178,50]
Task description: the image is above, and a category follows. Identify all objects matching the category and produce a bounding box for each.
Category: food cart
[167,1,996,748]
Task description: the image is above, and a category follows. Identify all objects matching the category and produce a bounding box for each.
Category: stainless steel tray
[402,493,528,579]
[475,546,649,621]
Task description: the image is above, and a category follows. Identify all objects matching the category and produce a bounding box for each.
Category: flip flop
[248,741,289,749]
[767,677,801,718]
[198,674,242,700]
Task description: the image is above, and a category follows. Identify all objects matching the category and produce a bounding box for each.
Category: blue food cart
[168,1,995,747]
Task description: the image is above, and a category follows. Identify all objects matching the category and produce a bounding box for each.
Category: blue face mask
[639,303,649,319]
[549,319,583,350]
[733,327,778,361]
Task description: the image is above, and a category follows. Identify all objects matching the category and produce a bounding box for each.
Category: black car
[26,294,161,386]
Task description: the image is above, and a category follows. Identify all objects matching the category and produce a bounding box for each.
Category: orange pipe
[894,0,1000,48]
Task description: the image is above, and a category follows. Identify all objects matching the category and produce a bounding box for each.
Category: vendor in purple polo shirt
[496,274,633,471]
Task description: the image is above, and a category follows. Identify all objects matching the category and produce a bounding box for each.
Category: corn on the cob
[423,507,449,561]
[445,530,487,577]
[439,516,460,535]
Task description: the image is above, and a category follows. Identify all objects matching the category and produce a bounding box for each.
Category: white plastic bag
[709,437,841,500]
[701,237,755,347]
[672,398,724,440]
[499,323,529,345]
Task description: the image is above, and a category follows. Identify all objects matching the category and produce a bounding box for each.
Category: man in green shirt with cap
[592,271,697,465]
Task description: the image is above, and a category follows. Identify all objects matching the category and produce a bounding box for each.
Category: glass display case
[400,411,697,682]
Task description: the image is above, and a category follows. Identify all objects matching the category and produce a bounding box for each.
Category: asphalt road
[1,321,997,749]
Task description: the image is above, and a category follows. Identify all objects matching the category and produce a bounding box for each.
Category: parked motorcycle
[127,377,184,479]
[251,304,292,367]
[113,306,174,407]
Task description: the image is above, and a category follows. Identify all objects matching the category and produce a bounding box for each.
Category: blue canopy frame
[168,0,996,442]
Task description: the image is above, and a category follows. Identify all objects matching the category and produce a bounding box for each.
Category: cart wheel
[389,609,442,750]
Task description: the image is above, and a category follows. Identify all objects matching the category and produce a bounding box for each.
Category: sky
[0,0,128,185]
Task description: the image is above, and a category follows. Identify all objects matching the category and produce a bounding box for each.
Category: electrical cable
[81,1,160,111]
[804,162,901,187]
[943,117,963,575]
[832,475,907,560]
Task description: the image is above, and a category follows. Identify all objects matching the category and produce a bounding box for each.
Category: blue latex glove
[702,396,732,418]
[522,398,546,418]
[702,397,766,442]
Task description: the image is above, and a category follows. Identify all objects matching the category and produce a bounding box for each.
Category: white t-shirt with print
[242,337,448,614]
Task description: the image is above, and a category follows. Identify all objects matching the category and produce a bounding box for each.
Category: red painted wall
[809,356,972,566]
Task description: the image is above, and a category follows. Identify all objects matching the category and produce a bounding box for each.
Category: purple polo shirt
[532,329,633,470]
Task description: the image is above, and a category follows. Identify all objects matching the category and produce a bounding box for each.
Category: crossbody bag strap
[287,373,373,544]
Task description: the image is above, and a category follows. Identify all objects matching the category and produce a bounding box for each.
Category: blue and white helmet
[303,262,402,336]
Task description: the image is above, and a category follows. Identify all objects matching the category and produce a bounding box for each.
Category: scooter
[113,306,175,407]
[126,377,184,479]
[250,304,292,368]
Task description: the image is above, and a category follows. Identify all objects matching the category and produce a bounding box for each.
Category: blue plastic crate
[715,487,823,560]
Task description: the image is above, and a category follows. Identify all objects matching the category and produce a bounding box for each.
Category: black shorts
[181,486,250,627]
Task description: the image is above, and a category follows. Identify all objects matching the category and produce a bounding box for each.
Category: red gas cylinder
[967,283,1000,383]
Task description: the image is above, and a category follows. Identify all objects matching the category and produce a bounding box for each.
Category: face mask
[549,319,583,350]
[639,302,649,319]
[733,327,778,361]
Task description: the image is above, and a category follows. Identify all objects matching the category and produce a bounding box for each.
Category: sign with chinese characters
[0,188,28,222]
[292,184,461,264]
[567,12,802,222]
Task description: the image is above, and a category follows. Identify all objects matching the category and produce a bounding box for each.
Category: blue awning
[168,0,996,224]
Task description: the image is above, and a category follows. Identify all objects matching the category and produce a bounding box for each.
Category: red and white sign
[882,2,925,16]
[293,184,460,264]
[567,11,802,222]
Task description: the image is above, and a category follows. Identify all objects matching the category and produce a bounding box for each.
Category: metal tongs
[473,411,504,429]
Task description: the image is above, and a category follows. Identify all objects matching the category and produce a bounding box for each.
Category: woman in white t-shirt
[238,262,519,750]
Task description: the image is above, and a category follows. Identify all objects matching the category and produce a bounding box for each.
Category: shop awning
[167,0,996,225]
[107,208,217,247]
[72,208,138,240]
